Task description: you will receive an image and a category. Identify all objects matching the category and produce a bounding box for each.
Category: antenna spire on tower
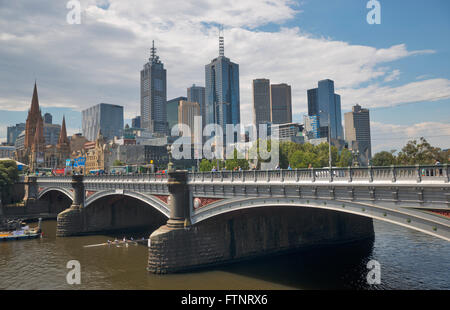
[219,25,224,57]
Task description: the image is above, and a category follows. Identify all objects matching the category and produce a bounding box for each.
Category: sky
[0,0,449,153]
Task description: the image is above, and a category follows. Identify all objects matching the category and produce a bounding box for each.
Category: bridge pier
[23,176,38,204]
[57,175,85,237]
[148,205,375,274]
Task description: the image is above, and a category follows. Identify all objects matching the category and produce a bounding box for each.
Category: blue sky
[0,0,449,153]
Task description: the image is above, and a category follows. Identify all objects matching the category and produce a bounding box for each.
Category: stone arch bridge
[25,165,450,273]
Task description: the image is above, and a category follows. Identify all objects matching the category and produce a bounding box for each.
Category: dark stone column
[166,170,189,229]
[23,176,38,203]
[71,174,85,209]
[57,175,85,237]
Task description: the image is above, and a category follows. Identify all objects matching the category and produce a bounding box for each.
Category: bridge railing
[32,165,448,184]
[187,165,449,183]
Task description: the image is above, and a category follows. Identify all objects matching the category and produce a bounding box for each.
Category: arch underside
[85,190,170,218]
[37,187,73,201]
[192,197,450,241]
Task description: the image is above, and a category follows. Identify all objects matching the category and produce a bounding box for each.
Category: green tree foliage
[199,159,213,172]
[199,159,226,171]
[113,160,125,166]
[0,160,19,203]
[372,137,448,166]
[372,151,396,166]
[225,149,249,171]
[396,137,443,165]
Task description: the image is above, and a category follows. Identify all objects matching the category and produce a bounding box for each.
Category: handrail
[31,165,448,184]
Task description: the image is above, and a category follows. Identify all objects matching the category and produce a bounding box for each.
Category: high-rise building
[44,113,52,124]
[252,79,271,129]
[178,100,201,143]
[303,114,320,139]
[43,123,61,145]
[131,116,141,128]
[205,31,240,143]
[166,97,187,135]
[270,83,292,124]
[140,41,167,135]
[7,123,25,146]
[187,84,206,128]
[344,104,372,164]
[307,79,344,141]
[82,103,124,141]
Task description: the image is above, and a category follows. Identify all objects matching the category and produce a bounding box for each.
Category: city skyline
[0,0,449,154]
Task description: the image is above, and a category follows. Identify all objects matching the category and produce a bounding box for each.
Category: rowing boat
[83,239,148,248]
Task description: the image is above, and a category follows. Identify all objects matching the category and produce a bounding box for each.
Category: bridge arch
[85,190,170,218]
[37,187,73,201]
[191,197,450,241]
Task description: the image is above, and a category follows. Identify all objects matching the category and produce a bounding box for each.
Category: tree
[0,160,19,203]
[113,159,125,166]
[225,149,249,171]
[372,151,396,166]
[337,148,353,167]
[199,159,213,172]
[397,137,441,165]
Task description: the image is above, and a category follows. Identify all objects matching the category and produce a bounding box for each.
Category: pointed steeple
[30,81,40,115]
[58,115,69,145]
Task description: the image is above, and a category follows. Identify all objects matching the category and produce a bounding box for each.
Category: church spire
[30,81,40,115]
[58,115,69,145]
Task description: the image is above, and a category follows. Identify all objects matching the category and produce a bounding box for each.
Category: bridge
[24,165,450,273]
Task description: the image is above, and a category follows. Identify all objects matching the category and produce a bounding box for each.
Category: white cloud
[384,69,400,82]
[371,121,450,153]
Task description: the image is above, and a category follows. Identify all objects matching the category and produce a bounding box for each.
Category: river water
[0,219,449,290]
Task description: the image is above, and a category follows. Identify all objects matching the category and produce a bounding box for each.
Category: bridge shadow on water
[213,238,379,290]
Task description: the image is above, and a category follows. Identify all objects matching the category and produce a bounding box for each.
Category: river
[0,219,448,290]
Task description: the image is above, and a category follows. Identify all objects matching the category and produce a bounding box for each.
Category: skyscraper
[178,100,201,143]
[166,97,187,135]
[270,83,292,124]
[44,113,52,124]
[131,116,141,128]
[187,84,206,128]
[307,79,344,141]
[7,123,25,146]
[140,41,167,135]
[205,31,240,142]
[252,79,271,129]
[82,103,124,141]
[344,104,372,164]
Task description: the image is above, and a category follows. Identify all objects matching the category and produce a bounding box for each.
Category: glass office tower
[140,41,167,135]
[205,34,240,142]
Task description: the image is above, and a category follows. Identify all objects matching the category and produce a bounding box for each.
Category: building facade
[131,116,141,128]
[6,123,25,146]
[140,41,167,135]
[307,79,344,141]
[82,103,124,142]
[187,84,206,129]
[344,104,372,165]
[178,100,201,143]
[205,34,240,143]
[252,79,271,129]
[166,97,187,135]
[270,83,292,125]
